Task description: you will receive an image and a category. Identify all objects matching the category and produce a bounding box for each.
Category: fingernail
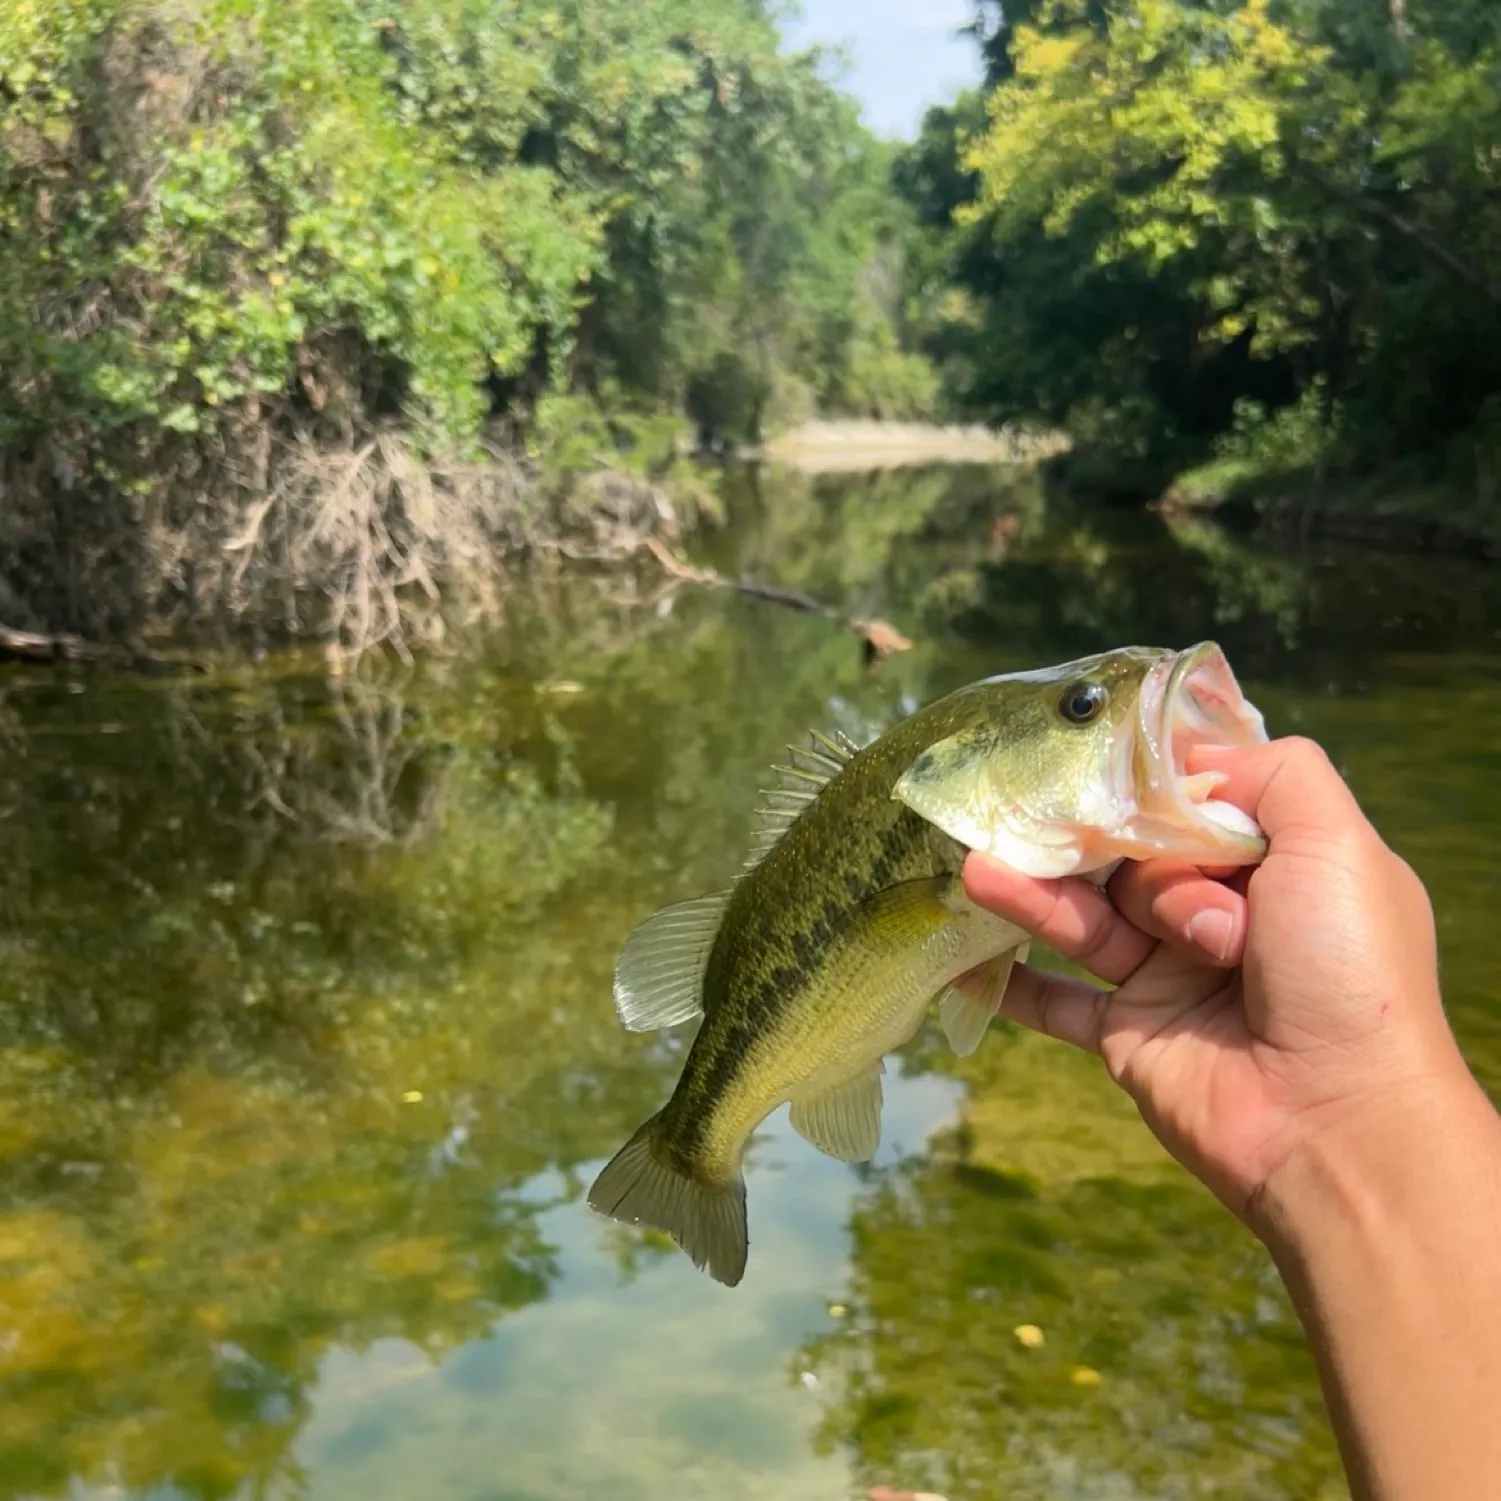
[1186,908,1236,963]
[1184,743,1234,772]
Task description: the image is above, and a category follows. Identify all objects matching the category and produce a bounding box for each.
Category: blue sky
[781,0,983,140]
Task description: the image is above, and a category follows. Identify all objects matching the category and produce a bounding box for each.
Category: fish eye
[1058,680,1109,725]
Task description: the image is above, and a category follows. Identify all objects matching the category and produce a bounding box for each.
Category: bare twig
[639,538,913,664]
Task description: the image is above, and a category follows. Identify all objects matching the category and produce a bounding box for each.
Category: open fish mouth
[1132,641,1268,860]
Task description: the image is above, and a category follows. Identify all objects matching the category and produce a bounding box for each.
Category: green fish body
[588,643,1268,1286]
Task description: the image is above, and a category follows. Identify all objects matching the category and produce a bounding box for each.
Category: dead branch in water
[639,537,913,666]
[0,625,110,663]
[0,623,203,674]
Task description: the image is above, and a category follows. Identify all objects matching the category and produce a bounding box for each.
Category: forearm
[1256,1071,1501,1501]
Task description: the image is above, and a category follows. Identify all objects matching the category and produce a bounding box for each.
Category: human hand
[962,735,1476,1228]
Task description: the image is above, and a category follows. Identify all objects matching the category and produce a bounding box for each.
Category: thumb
[1187,736,1365,842]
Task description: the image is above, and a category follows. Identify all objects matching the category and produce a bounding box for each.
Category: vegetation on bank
[895,0,1501,501]
[0,0,938,649]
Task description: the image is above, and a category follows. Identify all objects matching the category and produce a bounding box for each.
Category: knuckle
[1390,851,1436,918]
[1280,734,1334,776]
[1076,901,1118,962]
[1035,982,1060,1036]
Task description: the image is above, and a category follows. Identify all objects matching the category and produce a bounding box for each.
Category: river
[2,460,1499,1501]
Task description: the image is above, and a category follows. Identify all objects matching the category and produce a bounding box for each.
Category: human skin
[962,735,1501,1501]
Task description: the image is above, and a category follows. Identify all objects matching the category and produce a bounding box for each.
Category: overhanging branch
[1292,157,1501,306]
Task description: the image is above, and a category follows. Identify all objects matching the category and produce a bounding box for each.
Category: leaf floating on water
[1013,1323,1044,1348]
[827,1302,848,1318]
[851,616,913,664]
[1070,1365,1103,1386]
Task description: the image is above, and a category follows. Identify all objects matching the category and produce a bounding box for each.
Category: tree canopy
[898,0,1501,481]
[0,0,934,461]
[0,0,945,646]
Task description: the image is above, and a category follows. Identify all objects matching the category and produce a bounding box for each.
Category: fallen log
[0,623,205,674]
[0,624,110,663]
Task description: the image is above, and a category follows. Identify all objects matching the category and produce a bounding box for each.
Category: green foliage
[0,0,939,643]
[0,0,605,453]
[0,0,934,461]
[898,0,1501,482]
[1211,382,1341,470]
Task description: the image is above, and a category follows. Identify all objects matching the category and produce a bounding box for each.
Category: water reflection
[800,1151,1340,1501]
[1,461,1498,1500]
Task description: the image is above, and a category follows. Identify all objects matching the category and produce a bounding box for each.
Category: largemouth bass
[588,642,1268,1286]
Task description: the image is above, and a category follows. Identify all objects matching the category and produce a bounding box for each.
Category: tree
[901,0,1501,481]
[0,0,939,645]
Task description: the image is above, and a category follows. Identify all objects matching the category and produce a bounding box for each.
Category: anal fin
[788,1060,884,1163]
[937,942,1030,1057]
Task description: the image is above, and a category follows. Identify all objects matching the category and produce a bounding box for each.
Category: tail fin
[587,1113,749,1287]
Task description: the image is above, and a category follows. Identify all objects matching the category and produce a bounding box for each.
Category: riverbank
[743,419,1070,474]
[3,417,1069,666]
[1159,460,1501,562]
[0,429,711,667]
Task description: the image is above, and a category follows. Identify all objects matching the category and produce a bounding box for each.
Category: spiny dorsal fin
[613,890,730,1032]
[739,728,861,877]
[614,730,859,1029]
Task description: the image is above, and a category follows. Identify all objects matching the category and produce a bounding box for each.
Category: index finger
[964,851,1250,979]
[962,853,1152,986]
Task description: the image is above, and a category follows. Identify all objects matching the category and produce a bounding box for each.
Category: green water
[2,463,1499,1501]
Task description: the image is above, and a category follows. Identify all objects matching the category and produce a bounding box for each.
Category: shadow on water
[0,460,1498,1499]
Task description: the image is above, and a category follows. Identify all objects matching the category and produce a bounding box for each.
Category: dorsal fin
[739,729,861,876]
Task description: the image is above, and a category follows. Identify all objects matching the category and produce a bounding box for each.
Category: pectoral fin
[788,1060,885,1163]
[936,941,1030,1057]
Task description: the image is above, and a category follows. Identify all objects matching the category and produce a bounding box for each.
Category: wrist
[1251,1063,1501,1266]
[1246,1061,1501,1501]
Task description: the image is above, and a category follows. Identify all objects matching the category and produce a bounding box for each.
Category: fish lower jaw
[1133,644,1268,852]
[1142,755,1266,860]
[968,823,1089,880]
[1105,802,1266,865]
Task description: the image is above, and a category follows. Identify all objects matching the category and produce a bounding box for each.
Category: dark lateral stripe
[670,811,926,1162]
